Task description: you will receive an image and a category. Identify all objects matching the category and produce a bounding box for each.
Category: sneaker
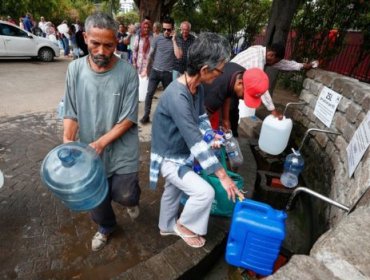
[140,116,150,125]
[127,206,140,219]
[91,232,109,251]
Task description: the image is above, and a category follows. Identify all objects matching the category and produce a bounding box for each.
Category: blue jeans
[62,37,69,56]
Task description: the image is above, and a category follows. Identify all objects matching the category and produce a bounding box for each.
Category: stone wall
[288,69,370,227]
[267,69,370,279]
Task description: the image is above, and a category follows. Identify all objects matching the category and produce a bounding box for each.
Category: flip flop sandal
[173,224,206,248]
[160,230,178,236]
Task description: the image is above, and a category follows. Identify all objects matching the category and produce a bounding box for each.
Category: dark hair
[162,16,174,27]
[187,32,231,76]
[268,43,285,59]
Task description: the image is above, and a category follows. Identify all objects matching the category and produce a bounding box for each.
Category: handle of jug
[58,148,80,167]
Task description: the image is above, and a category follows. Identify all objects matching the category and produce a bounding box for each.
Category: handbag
[200,148,244,217]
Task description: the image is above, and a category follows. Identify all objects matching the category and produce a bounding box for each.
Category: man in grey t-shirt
[139,16,182,124]
[63,12,141,252]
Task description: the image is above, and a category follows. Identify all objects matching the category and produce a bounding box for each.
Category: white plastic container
[238,100,256,122]
[258,115,293,155]
[138,76,149,102]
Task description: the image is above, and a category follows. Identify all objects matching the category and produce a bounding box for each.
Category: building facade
[120,0,134,13]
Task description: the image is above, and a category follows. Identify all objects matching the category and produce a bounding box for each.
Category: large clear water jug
[280,148,305,188]
[226,199,287,276]
[40,142,108,211]
[259,115,293,155]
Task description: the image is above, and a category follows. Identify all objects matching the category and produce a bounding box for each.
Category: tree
[265,0,302,46]
[172,0,270,55]
[133,0,177,22]
[263,0,303,94]
[0,0,96,25]
[115,11,140,25]
[291,0,369,62]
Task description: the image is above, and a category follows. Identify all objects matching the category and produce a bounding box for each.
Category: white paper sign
[346,112,370,177]
[314,86,342,127]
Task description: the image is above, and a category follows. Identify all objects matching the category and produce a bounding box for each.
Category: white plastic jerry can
[258,115,293,155]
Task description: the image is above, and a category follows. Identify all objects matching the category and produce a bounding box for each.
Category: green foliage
[277,71,305,94]
[115,11,140,25]
[290,0,370,63]
[171,0,271,52]
[98,0,120,16]
[0,0,114,25]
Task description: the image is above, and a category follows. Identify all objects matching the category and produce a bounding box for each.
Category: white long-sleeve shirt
[231,45,304,110]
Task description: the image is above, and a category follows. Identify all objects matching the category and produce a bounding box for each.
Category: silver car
[0,20,60,62]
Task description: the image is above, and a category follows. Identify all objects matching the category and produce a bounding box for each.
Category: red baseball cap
[243,68,269,108]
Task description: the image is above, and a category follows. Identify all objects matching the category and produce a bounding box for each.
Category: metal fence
[252,32,370,83]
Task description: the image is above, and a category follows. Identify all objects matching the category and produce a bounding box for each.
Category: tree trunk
[264,0,302,96]
[265,0,301,46]
[133,0,177,22]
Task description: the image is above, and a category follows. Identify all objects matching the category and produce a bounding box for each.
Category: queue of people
[4,13,89,59]
[59,11,316,252]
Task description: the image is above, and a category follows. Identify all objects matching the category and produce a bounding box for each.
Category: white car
[0,20,60,62]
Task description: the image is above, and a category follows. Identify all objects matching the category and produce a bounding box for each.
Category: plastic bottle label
[228,151,238,158]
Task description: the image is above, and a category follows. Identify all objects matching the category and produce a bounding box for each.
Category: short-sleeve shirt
[174,34,195,73]
[63,57,139,177]
[151,34,178,71]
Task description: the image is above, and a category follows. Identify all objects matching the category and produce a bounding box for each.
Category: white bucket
[138,76,148,102]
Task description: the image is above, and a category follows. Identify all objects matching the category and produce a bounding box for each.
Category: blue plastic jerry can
[225,199,287,276]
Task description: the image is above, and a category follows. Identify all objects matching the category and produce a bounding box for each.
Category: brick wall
[288,69,370,229]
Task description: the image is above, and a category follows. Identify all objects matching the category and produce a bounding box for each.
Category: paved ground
[0,57,297,279]
[0,58,231,279]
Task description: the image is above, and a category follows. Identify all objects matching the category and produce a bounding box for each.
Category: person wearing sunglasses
[140,16,182,124]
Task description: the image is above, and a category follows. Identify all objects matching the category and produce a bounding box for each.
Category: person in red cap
[203,62,270,136]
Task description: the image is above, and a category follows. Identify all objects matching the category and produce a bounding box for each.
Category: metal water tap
[298,128,341,152]
[283,101,307,116]
[285,186,350,212]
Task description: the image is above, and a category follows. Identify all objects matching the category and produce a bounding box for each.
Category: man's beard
[89,50,112,67]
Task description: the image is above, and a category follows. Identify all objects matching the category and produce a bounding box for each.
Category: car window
[0,23,29,37]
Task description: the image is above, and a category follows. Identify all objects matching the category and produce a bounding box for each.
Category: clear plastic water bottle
[0,170,4,189]
[224,131,244,168]
[203,129,215,143]
[193,162,202,174]
[40,142,108,211]
[280,148,305,188]
[57,98,64,120]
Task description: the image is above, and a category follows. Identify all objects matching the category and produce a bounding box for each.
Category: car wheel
[38,48,54,62]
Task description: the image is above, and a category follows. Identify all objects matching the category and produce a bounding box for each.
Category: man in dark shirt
[203,62,269,137]
[140,16,182,124]
[173,21,195,79]
[75,22,88,57]
[116,24,129,61]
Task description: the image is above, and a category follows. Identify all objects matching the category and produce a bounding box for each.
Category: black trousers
[143,68,173,118]
[90,172,141,232]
